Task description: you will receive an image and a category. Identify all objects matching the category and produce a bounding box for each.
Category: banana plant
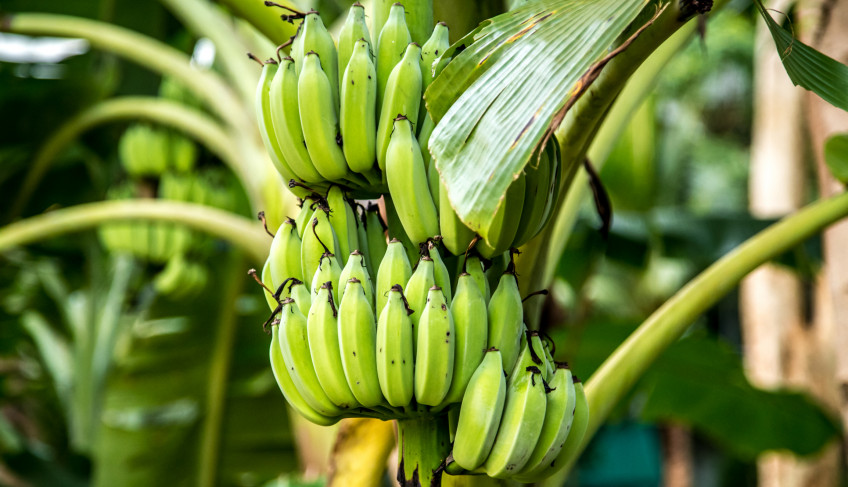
[2,0,848,486]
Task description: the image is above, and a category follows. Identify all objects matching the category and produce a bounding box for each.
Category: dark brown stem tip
[421,256,433,262]
[389,238,401,243]
[348,277,361,284]
[437,21,447,27]
[351,249,363,256]
[247,268,258,276]
[284,217,296,225]
[282,297,295,305]
[573,375,582,384]
[393,114,409,122]
[352,2,364,7]
[390,284,404,292]
[526,365,542,374]
[320,281,334,290]
[306,50,319,57]
[458,272,470,277]
[555,361,570,369]
[429,285,442,291]
[486,347,500,352]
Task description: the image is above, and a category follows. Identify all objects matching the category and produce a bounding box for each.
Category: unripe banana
[377,44,423,173]
[465,254,491,304]
[376,284,414,407]
[427,240,452,306]
[356,207,371,260]
[515,364,577,477]
[340,39,378,176]
[513,376,588,483]
[260,259,278,311]
[364,203,388,273]
[376,238,413,317]
[294,11,340,109]
[337,3,372,86]
[418,22,449,127]
[288,279,313,316]
[277,299,343,416]
[404,255,436,354]
[153,253,188,297]
[418,113,440,205]
[294,198,314,239]
[298,52,348,181]
[451,349,507,470]
[375,3,411,109]
[385,116,439,244]
[311,252,342,304]
[338,278,384,407]
[270,322,338,426]
[414,286,455,406]
[479,174,526,258]
[307,282,360,408]
[300,205,342,288]
[439,182,476,256]
[439,273,488,407]
[383,195,418,262]
[169,132,196,173]
[268,218,304,289]
[488,271,524,375]
[531,333,554,381]
[512,145,552,248]
[268,58,324,183]
[484,366,547,478]
[326,185,359,265]
[338,250,374,306]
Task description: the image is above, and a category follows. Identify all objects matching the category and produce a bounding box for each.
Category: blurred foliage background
[0,0,845,486]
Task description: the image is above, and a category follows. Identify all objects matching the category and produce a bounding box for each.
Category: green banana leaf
[425,0,648,236]
[754,0,848,112]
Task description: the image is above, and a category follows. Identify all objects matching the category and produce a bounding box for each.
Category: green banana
[377,44,423,173]
[277,298,344,416]
[451,348,507,470]
[254,64,296,185]
[326,185,359,265]
[169,131,196,173]
[376,284,414,408]
[375,238,413,317]
[427,240,452,306]
[515,364,577,477]
[439,272,488,407]
[294,11,340,109]
[260,259,278,311]
[478,173,526,258]
[512,142,554,248]
[294,197,314,239]
[383,195,418,263]
[488,270,524,376]
[298,52,348,181]
[418,22,449,128]
[513,376,588,483]
[307,282,360,409]
[269,57,324,183]
[338,250,374,306]
[364,203,388,273]
[269,321,338,426]
[439,182,475,257]
[355,206,371,262]
[484,366,547,478]
[418,113,439,204]
[340,38,378,176]
[375,3,411,109]
[337,3,371,85]
[300,204,342,289]
[337,278,384,407]
[414,286,454,406]
[311,250,342,305]
[404,254,436,354]
[464,254,491,305]
[385,116,439,244]
[288,279,313,316]
[268,218,304,289]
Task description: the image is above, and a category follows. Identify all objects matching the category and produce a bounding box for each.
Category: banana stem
[0,200,269,264]
[397,415,451,487]
[8,97,250,221]
[1,13,250,131]
[573,190,848,470]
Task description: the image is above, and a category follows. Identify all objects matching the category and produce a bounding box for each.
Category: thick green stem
[397,416,452,487]
[198,252,245,487]
[9,97,250,221]
[0,200,269,264]
[159,0,257,104]
[215,0,299,47]
[574,190,848,465]
[1,13,251,131]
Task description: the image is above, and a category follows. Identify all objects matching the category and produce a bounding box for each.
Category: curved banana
[311,249,343,304]
[338,278,385,407]
[484,366,547,478]
[340,38,378,176]
[478,173,527,258]
[326,185,359,265]
[268,57,324,183]
[404,254,436,355]
[439,182,476,257]
[294,197,314,239]
[488,270,524,376]
[414,286,455,406]
[375,3,411,109]
[338,250,374,307]
[365,203,388,273]
[307,282,360,409]
[512,147,551,248]
[377,44,423,173]
[277,298,344,416]
[451,349,507,470]
[383,195,418,262]
[288,279,313,316]
[385,116,439,244]
[418,21,449,127]
[260,259,278,311]
[269,322,338,426]
[515,364,577,477]
[418,114,440,206]
[375,238,413,317]
[439,272,488,407]
[337,3,371,85]
[426,240,452,306]
[268,218,304,289]
[254,62,303,191]
[294,11,340,110]
[300,204,342,289]
[376,284,414,407]
[298,52,348,181]
[464,254,491,305]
